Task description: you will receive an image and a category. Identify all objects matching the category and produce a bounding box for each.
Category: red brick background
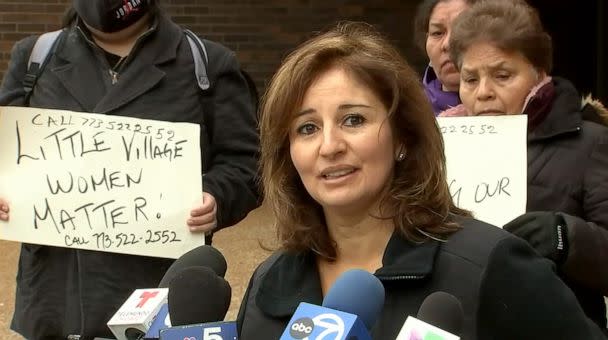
[0,1,425,94]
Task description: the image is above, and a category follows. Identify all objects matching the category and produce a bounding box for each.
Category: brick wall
[0,0,425,94]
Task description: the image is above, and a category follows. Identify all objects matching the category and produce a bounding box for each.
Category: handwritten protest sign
[439,115,527,227]
[0,106,203,258]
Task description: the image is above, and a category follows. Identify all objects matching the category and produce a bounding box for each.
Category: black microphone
[158,245,227,287]
[417,291,464,336]
[395,291,464,339]
[157,266,237,339]
[167,266,232,325]
[107,246,228,340]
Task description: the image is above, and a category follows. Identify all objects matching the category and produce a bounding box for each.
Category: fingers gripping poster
[0,106,203,259]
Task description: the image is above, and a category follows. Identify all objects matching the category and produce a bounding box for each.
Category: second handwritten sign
[439,115,528,227]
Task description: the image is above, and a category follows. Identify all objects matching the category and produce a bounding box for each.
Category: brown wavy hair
[449,0,553,73]
[259,22,470,260]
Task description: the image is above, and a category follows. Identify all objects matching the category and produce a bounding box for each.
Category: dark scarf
[523,77,556,131]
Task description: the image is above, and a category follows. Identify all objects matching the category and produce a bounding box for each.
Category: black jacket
[527,78,608,327]
[0,15,260,339]
[237,217,605,339]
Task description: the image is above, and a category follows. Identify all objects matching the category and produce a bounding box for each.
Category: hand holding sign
[0,106,204,258]
[188,191,217,233]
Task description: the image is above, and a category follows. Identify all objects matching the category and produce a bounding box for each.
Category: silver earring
[397,152,406,161]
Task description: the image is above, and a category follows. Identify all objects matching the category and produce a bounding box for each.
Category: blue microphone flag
[280,302,370,340]
[143,304,170,339]
[159,321,237,340]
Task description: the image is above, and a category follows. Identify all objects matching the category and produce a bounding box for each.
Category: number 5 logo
[203,326,223,340]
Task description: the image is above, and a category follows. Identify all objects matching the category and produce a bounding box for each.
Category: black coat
[0,15,260,339]
[527,78,608,327]
[236,217,605,339]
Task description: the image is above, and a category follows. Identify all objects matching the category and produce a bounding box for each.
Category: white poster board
[0,106,203,258]
[439,115,527,227]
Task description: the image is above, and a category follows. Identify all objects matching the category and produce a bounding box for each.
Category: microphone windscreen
[321,269,385,330]
[159,245,227,287]
[167,266,232,326]
[417,291,464,336]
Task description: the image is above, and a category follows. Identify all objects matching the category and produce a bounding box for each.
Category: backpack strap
[24,29,64,102]
[184,29,210,91]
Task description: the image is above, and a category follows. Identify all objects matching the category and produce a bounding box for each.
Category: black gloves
[503,212,569,265]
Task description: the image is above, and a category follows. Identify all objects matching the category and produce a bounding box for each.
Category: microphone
[280,269,385,340]
[168,266,231,325]
[158,266,237,340]
[159,245,228,287]
[143,266,232,339]
[106,288,169,340]
[417,292,463,336]
[109,245,228,340]
[142,304,170,340]
[396,291,464,340]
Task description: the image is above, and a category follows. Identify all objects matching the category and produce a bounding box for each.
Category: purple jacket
[422,66,460,116]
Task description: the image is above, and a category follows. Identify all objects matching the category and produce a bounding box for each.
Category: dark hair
[259,21,469,260]
[413,0,479,53]
[449,0,553,73]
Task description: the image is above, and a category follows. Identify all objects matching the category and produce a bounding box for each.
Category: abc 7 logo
[289,314,345,340]
[290,317,315,338]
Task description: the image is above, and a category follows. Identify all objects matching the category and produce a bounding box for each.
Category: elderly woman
[440,0,608,331]
[236,22,605,339]
[414,0,478,115]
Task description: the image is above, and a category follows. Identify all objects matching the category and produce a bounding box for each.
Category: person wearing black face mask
[0,1,261,339]
[74,0,152,33]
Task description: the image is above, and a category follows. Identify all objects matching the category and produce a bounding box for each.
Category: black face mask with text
[73,0,150,33]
